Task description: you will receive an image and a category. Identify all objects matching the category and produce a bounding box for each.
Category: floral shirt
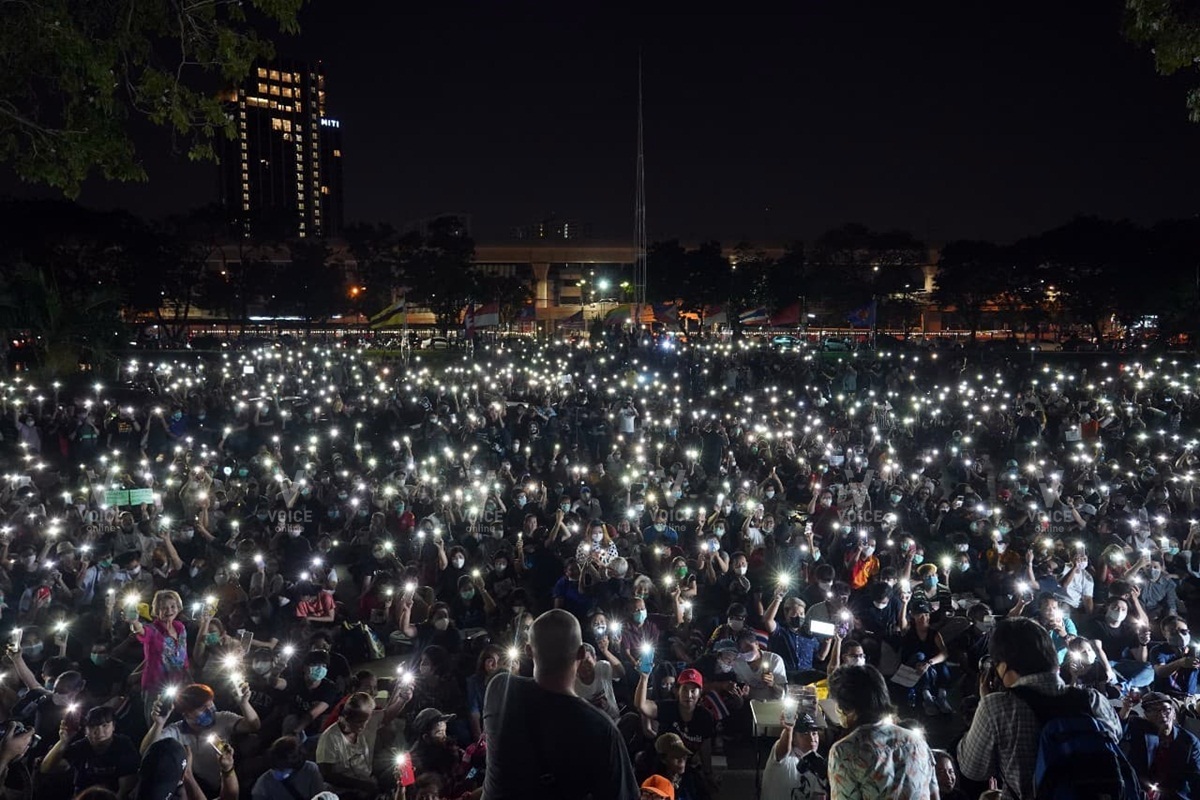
[828,721,939,800]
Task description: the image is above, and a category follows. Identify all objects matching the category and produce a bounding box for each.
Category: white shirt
[316,721,372,780]
[574,659,620,722]
[619,407,637,434]
[733,652,788,701]
[762,748,830,800]
[1058,565,1094,609]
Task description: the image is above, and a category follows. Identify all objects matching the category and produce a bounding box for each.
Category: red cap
[641,775,675,800]
[677,668,704,689]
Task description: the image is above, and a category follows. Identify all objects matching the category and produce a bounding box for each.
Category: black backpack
[1010,686,1145,800]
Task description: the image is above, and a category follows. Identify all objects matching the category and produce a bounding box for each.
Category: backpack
[1010,686,1145,800]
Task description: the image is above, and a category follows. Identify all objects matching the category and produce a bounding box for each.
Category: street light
[597,278,611,292]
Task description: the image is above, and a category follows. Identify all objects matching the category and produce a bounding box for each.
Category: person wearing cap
[482,608,638,799]
[1117,690,1200,798]
[316,692,378,800]
[143,682,259,793]
[634,733,694,800]
[410,707,462,789]
[138,735,237,800]
[40,705,140,797]
[640,773,676,800]
[762,712,828,800]
[828,665,938,799]
[250,736,324,800]
[897,595,952,715]
[634,667,717,794]
[731,628,787,702]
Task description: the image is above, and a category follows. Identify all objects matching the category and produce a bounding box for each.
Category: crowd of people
[0,332,1196,800]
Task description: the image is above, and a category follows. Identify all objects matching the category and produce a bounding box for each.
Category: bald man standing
[482,609,639,800]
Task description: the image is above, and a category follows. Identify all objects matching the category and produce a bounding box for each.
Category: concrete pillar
[532,262,551,337]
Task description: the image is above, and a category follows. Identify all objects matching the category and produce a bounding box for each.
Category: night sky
[5,1,1200,245]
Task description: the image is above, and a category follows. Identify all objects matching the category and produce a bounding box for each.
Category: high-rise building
[221,60,344,238]
[512,216,591,241]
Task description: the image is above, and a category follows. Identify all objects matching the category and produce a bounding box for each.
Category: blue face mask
[271,769,294,782]
[328,509,340,520]
[912,554,924,565]
[192,708,215,728]
[633,609,648,624]
[307,666,328,682]
[204,633,220,646]
[923,577,938,590]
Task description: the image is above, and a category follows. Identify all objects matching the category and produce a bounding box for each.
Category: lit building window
[258,83,268,94]
[269,70,280,81]
[269,85,280,96]
[257,67,267,78]
[333,149,341,157]
[282,87,293,99]
[283,72,292,83]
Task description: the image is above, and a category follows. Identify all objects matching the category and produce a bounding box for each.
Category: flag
[464,304,475,337]
[605,304,633,325]
[770,303,800,326]
[369,298,405,324]
[653,302,679,323]
[369,298,407,329]
[474,302,500,328]
[559,310,585,330]
[739,307,769,326]
[847,300,877,328]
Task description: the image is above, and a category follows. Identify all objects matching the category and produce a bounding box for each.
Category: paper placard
[128,488,155,505]
[890,664,923,688]
[103,490,130,506]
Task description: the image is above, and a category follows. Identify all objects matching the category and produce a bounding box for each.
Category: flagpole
[402,290,409,368]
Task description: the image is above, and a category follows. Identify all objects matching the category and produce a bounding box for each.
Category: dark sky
[8,1,1200,244]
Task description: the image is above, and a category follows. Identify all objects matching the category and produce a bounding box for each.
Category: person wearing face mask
[1061,638,1119,695]
[730,629,787,702]
[766,597,822,685]
[1083,597,1156,689]
[485,552,518,608]
[845,536,880,591]
[762,711,829,800]
[642,509,678,547]
[399,596,464,658]
[251,735,325,800]
[828,665,939,799]
[1137,556,1179,618]
[634,666,719,796]
[143,682,260,793]
[1056,550,1096,616]
[1150,615,1200,696]
[959,618,1123,800]
[280,652,342,743]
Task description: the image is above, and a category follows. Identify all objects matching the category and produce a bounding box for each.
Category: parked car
[421,337,451,350]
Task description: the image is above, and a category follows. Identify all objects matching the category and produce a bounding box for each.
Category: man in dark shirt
[482,609,638,800]
[283,652,343,739]
[769,597,823,683]
[40,706,139,796]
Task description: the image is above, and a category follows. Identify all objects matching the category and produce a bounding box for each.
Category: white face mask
[735,565,748,576]
[452,557,465,569]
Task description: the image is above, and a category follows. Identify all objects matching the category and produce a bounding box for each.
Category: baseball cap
[794,712,820,733]
[676,668,703,689]
[137,738,188,800]
[654,732,693,759]
[711,638,738,654]
[412,707,455,736]
[640,775,675,800]
[1141,691,1175,709]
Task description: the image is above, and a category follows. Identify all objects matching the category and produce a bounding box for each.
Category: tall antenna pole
[634,53,647,330]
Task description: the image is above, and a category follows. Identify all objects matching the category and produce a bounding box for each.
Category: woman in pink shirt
[129,589,192,722]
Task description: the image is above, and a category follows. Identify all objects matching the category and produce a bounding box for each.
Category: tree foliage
[0,0,307,196]
[1125,0,1200,122]
[399,217,480,335]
